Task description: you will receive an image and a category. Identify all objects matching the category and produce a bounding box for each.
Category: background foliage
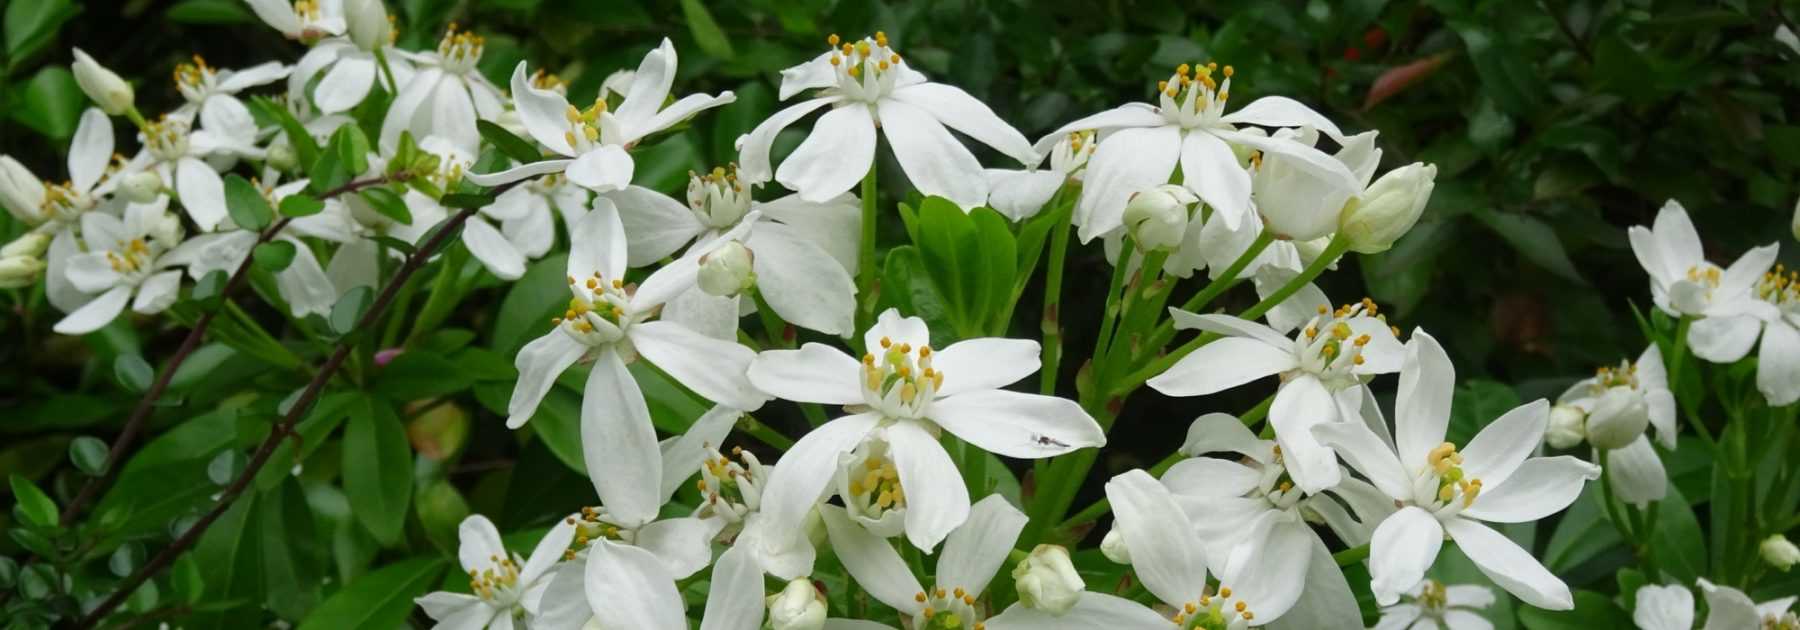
[2,0,1798,628]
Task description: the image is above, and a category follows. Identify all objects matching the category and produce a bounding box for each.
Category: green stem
[855,165,879,340]
[124,106,149,132]
[1333,544,1371,566]
[750,287,791,349]
[1142,230,1275,354]
[1597,449,1637,543]
[1057,449,1183,531]
[1038,195,1075,396]
[373,48,400,94]
[739,414,794,451]
[1106,249,1170,379]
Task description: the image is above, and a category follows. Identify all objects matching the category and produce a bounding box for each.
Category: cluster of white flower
[13,3,1796,629]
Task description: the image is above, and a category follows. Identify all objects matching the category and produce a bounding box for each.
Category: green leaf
[12,66,84,140]
[191,269,230,305]
[439,192,495,209]
[526,386,586,473]
[1449,21,1541,117]
[343,396,414,544]
[358,187,412,225]
[252,241,298,273]
[331,286,374,336]
[414,480,470,553]
[679,0,736,58]
[373,351,477,400]
[878,245,954,347]
[165,0,254,23]
[1472,209,1585,285]
[253,96,319,167]
[309,149,352,196]
[477,119,540,164]
[113,354,154,393]
[913,198,1016,339]
[69,436,109,476]
[1647,483,1706,583]
[492,254,569,355]
[279,194,326,217]
[223,174,275,231]
[5,0,77,65]
[1518,590,1627,630]
[173,554,205,603]
[331,124,372,177]
[296,557,445,630]
[8,474,57,527]
[968,207,1019,334]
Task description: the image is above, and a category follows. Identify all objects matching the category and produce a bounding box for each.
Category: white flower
[607,165,861,337]
[469,40,735,191]
[697,240,756,297]
[1121,184,1198,252]
[983,130,1096,221]
[1764,534,1800,572]
[1311,331,1600,610]
[160,173,337,317]
[70,48,134,116]
[737,32,1038,209]
[1254,128,1381,242]
[1012,545,1085,615]
[54,201,189,334]
[823,495,1025,629]
[489,173,589,263]
[1751,266,1800,405]
[504,199,766,527]
[120,115,237,231]
[414,514,576,629]
[747,309,1104,551]
[245,0,346,41]
[1627,200,1779,362]
[767,578,828,630]
[379,26,506,154]
[1632,580,1797,630]
[2,109,120,313]
[170,56,291,151]
[577,542,893,630]
[1147,298,1404,493]
[1556,345,1675,451]
[292,33,416,115]
[1035,62,1357,242]
[1371,580,1494,630]
[1339,162,1436,255]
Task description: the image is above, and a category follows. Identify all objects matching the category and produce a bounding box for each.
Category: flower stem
[855,164,879,339]
[1091,236,1135,363]
[1038,194,1075,396]
[373,47,400,94]
[1333,544,1371,566]
[1141,230,1275,354]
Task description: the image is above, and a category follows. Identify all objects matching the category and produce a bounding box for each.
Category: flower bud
[1762,534,1800,571]
[119,170,164,204]
[344,0,391,51]
[0,156,45,224]
[1545,404,1587,450]
[2,232,51,259]
[1100,528,1131,564]
[1585,387,1649,451]
[71,48,134,116]
[766,578,827,630]
[266,141,299,172]
[0,255,45,289]
[697,241,755,297]
[1340,162,1435,254]
[1121,184,1196,251]
[1012,544,1085,615]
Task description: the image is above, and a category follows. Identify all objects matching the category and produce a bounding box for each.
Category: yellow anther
[880,336,892,348]
[915,592,927,603]
[1219,587,1232,598]
[828,34,841,46]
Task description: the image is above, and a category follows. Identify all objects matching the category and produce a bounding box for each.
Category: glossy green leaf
[8,474,57,527]
[69,436,109,476]
[342,396,413,544]
[223,174,275,231]
[113,354,153,393]
[166,0,254,23]
[477,119,540,164]
[331,124,372,178]
[492,254,569,355]
[296,556,445,630]
[252,241,298,273]
[5,0,77,65]
[13,67,85,140]
[358,187,411,225]
[280,194,326,218]
[373,351,477,400]
[679,0,736,58]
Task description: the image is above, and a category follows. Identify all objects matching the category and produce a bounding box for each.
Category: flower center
[1049,131,1096,175]
[1173,585,1256,630]
[567,507,635,552]
[1253,446,1304,510]
[1591,360,1639,393]
[1685,263,1722,289]
[144,116,191,162]
[859,336,943,419]
[173,54,216,102]
[1157,62,1234,129]
[914,586,984,630]
[841,445,906,523]
[529,68,568,95]
[1415,442,1482,515]
[466,554,523,607]
[697,444,764,525]
[42,180,100,223]
[1757,265,1799,314]
[560,98,612,153]
[687,165,750,227]
[289,0,336,42]
[1416,579,1450,616]
[554,272,636,346]
[436,24,485,74]
[823,32,905,103]
[104,237,157,279]
[1292,299,1391,388]
[1763,611,1799,630]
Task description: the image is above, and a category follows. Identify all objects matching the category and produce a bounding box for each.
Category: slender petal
[1396,330,1454,475]
[456,514,507,573]
[755,193,862,273]
[1699,579,1762,630]
[1147,336,1295,396]
[585,541,687,629]
[1180,130,1253,229]
[1074,125,1180,242]
[890,82,1038,165]
[521,517,578,586]
[569,197,627,279]
[1168,309,1294,347]
[1606,436,1668,508]
[632,320,767,410]
[53,285,131,334]
[1105,469,1207,607]
[746,222,857,336]
[131,270,181,314]
[775,104,876,203]
[747,342,865,405]
[937,495,1028,597]
[613,39,676,127]
[462,217,526,280]
[581,348,663,527]
[778,51,836,99]
[1459,399,1549,489]
[1461,456,1599,523]
[507,62,576,156]
[877,98,989,209]
[507,331,587,428]
[1161,457,1262,498]
[69,109,112,192]
[1758,322,1800,406]
[1651,201,1703,273]
[466,159,574,187]
[608,185,705,266]
[1269,376,1345,493]
[1218,519,1313,621]
[929,338,1041,397]
[634,516,718,579]
[928,389,1104,458]
[737,97,841,185]
[316,54,377,114]
[565,145,635,193]
[1443,517,1573,610]
[1369,506,1444,606]
[757,413,881,538]
[1633,584,1695,630]
[986,593,1170,630]
[414,592,493,630]
[658,405,741,504]
[820,505,926,615]
[862,309,931,355]
[1179,412,1270,461]
[699,546,765,630]
[1314,416,1413,500]
[1030,103,1164,156]
[1221,96,1346,139]
[886,420,971,551]
[1264,535,1361,630]
[175,157,228,231]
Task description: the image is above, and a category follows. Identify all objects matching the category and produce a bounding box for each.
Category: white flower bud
[1546,404,1587,449]
[1586,387,1649,450]
[0,255,45,289]
[2,232,51,259]
[0,156,45,224]
[697,241,755,297]
[1121,184,1196,251]
[71,48,134,116]
[119,171,164,204]
[766,578,827,630]
[344,0,391,51]
[1762,534,1800,571]
[1012,544,1085,615]
[1340,162,1436,254]
[1100,528,1131,564]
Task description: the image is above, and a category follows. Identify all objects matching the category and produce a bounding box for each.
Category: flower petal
[758,412,880,538]
[1218,519,1313,621]
[747,342,864,405]
[569,196,627,279]
[520,516,578,586]
[1443,517,1573,610]
[1105,469,1208,607]
[456,514,507,574]
[890,82,1038,165]
[937,494,1028,597]
[175,157,228,231]
[1606,436,1668,508]
[607,185,704,266]
[1073,124,1180,242]
[820,504,926,615]
[886,420,971,552]
[1758,322,1800,406]
[928,389,1105,458]
[754,193,861,272]
[658,405,741,504]
[862,308,931,355]
[1460,399,1549,489]
[1396,330,1455,475]
[1269,376,1345,493]
[746,223,857,336]
[986,593,1170,630]
[584,540,687,629]
[315,53,377,114]
[565,145,635,193]
[506,331,586,429]
[69,108,112,193]
[1221,96,1346,139]
[876,98,989,209]
[775,103,875,203]
[1167,309,1294,347]
[1312,418,1411,501]
[53,285,131,335]
[1461,455,1599,523]
[985,169,1065,221]
[1698,579,1761,630]
[465,159,574,187]
[1262,535,1362,630]
[1179,130,1252,229]
[634,516,719,579]
[414,591,491,629]
[698,546,766,630]
[929,337,1040,396]
[1161,457,1262,498]
[1651,201,1703,273]
[461,217,526,280]
[507,62,576,156]
[1633,584,1695,630]
[581,347,663,526]
[1368,506,1444,606]
[613,38,676,127]
[1179,412,1270,461]
[632,320,767,410]
[1147,336,1296,397]
[131,270,181,314]
[737,97,840,185]
[1030,103,1164,156]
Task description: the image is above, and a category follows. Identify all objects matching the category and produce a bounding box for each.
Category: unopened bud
[1585,388,1649,451]
[1012,544,1084,615]
[697,241,755,297]
[344,0,391,51]
[766,578,827,630]
[0,255,44,288]
[1340,162,1435,254]
[1763,534,1800,571]
[1100,528,1131,564]
[267,142,299,172]
[1121,184,1196,251]
[1545,404,1587,450]
[119,170,164,204]
[71,48,134,116]
[2,232,51,259]
[0,156,44,224]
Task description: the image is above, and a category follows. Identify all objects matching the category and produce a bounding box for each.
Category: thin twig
[57,177,392,528]
[75,205,479,629]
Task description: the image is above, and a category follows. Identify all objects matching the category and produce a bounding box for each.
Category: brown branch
[57,177,392,528]
[71,203,479,629]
